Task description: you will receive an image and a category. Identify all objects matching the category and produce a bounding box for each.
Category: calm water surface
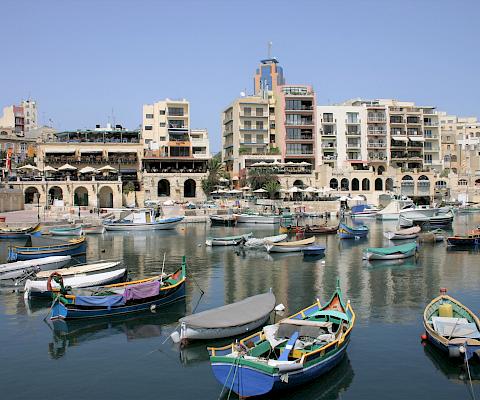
[1,215,480,399]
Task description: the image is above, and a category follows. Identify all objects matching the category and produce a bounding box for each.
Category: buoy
[421,333,427,341]
[440,287,448,294]
[150,304,156,312]
[275,303,285,312]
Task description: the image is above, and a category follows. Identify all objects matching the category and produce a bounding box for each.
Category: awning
[45,149,75,154]
[392,136,408,142]
[409,136,425,142]
[108,149,138,154]
[80,149,103,154]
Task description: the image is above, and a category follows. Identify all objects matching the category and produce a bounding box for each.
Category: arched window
[351,178,359,191]
[378,166,385,176]
[48,186,63,203]
[375,178,383,191]
[362,178,370,191]
[184,179,196,198]
[451,155,457,162]
[293,180,304,188]
[99,186,114,208]
[158,179,170,197]
[458,179,468,186]
[386,178,394,191]
[74,187,89,206]
[435,180,447,188]
[329,178,338,190]
[24,187,39,204]
[340,178,349,191]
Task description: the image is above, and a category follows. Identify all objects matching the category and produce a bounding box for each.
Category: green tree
[248,169,279,190]
[263,181,281,199]
[202,153,225,197]
[122,181,135,194]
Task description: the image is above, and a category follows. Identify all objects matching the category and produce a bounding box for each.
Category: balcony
[368,155,388,161]
[406,118,421,125]
[168,124,187,130]
[321,143,336,149]
[285,120,314,126]
[347,142,361,149]
[424,121,439,127]
[367,129,387,135]
[285,105,314,111]
[347,155,362,161]
[367,142,387,149]
[346,130,361,136]
[367,116,386,123]
[424,133,439,139]
[345,119,360,125]
[321,129,336,136]
[240,127,268,131]
[286,135,314,142]
[390,118,404,124]
[322,155,337,160]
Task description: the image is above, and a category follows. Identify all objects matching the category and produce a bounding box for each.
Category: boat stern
[50,300,68,320]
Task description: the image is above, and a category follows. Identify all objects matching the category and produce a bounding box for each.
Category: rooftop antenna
[268,41,272,59]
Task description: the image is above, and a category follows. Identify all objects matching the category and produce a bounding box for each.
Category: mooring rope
[217,356,238,400]
[464,343,476,400]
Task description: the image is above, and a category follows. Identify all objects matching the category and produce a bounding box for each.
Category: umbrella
[300,161,312,165]
[339,196,350,201]
[79,166,97,174]
[285,162,296,166]
[271,160,283,166]
[287,187,301,193]
[218,177,229,182]
[58,163,77,171]
[251,162,268,167]
[350,195,365,201]
[228,189,242,194]
[322,186,333,192]
[43,166,57,172]
[304,186,317,193]
[211,190,219,194]
[253,188,267,193]
[241,186,251,190]
[98,165,117,172]
[17,164,39,171]
[217,189,228,193]
[232,176,239,181]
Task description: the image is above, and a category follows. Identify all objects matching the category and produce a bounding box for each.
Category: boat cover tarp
[74,294,125,308]
[394,226,421,235]
[123,280,160,301]
[351,204,368,213]
[366,242,417,255]
[180,292,276,329]
[432,316,480,339]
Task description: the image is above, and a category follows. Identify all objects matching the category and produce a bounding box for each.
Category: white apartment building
[0,99,37,135]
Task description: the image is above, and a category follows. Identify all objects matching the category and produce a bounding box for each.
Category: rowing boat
[81,224,106,234]
[363,242,417,260]
[0,256,71,284]
[206,233,253,246]
[447,229,480,247]
[244,234,287,248]
[170,292,276,343]
[0,223,41,239]
[8,235,87,261]
[265,236,315,253]
[103,209,183,231]
[49,257,187,320]
[209,214,238,226]
[302,245,326,256]
[338,223,368,239]
[302,224,338,235]
[208,281,355,397]
[423,289,480,360]
[383,226,421,240]
[49,225,83,236]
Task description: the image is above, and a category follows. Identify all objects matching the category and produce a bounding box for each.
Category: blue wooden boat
[208,281,355,398]
[302,245,326,256]
[49,257,187,320]
[8,235,87,261]
[338,222,368,239]
[0,223,41,239]
[423,289,480,360]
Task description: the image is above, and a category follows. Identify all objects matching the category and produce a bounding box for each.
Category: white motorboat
[0,256,71,284]
[170,292,276,343]
[236,214,281,224]
[399,208,454,227]
[104,209,183,231]
[205,233,253,246]
[244,234,287,248]
[384,226,421,240]
[376,199,414,221]
[265,236,315,253]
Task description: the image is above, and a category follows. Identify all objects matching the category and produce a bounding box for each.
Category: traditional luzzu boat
[81,224,106,234]
[236,213,281,224]
[49,225,83,236]
[49,257,187,320]
[24,261,124,299]
[363,242,418,261]
[303,224,338,235]
[244,234,287,248]
[0,223,41,239]
[0,255,71,284]
[265,236,315,253]
[103,209,183,231]
[384,226,421,240]
[423,289,480,360]
[209,214,238,226]
[8,235,87,261]
[206,233,253,246]
[302,245,326,256]
[170,292,276,343]
[337,223,368,239]
[350,204,379,218]
[447,229,480,247]
[208,282,355,398]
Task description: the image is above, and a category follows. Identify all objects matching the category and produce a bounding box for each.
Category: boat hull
[338,223,368,239]
[447,237,480,247]
[104,218,183,231]
[236,215,281,224]
[50,280,186,319]
[384,232,418,240]
[209,216,237,226]
[364,248,416,260]
[9,241,87,261]
[0,256,71,283]
[82,226,106,234]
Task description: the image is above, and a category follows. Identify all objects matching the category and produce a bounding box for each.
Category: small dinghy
[170,292,276,343]
[8,235,87,261]
[363,242,417,260]
[81,224,106,234]
[208,281,355,398]
[303,224,338,235]
[384,226,421,240]
[0,256,71,284]
[447,229,480,247]
[206,233,253,246]
[302,245,326,256]
[338,223,369,239]
[0,223,41,239]
[244,234,287,248]
[265,236,315,253]
[419,229,445,243]
[423,288,480,360]
[209,214,238,226]
[49,225,83,236]
[24,261,124,299]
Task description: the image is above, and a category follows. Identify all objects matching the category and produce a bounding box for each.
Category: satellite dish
[240,91,246,97]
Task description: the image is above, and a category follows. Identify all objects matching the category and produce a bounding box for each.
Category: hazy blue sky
[1,0,479,152]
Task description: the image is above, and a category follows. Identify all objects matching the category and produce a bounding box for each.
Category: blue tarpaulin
[74,295,125,309]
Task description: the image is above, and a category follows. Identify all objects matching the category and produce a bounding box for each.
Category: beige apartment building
[0,100,38,134]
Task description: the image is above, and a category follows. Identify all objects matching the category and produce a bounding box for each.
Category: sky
[1,0,479,153]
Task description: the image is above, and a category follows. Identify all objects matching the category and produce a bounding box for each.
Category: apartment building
[222,92,279,175]
[0,100,38,134]
[0,127,36,165]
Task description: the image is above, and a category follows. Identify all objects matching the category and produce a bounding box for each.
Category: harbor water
[1,215,480,399]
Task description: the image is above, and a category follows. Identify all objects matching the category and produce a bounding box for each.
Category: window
[244,134,252,143]
[168,107,184,116]
[458,179,468,186]
[323,113,334,123]
[20,143,27,153]
[159,136,166,141]
[424,154,432,163]
[244,107,251,116]
[244,121,251,129]
[159,110,165,115]
[160,122,166,127]
[145,114,154,119]
[145,125,153,130]
[346,112,359,124]
[257,121,264,130]
[256,134,264,143]
[255,108,263,117]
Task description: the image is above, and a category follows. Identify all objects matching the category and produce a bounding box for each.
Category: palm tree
[263,181,281,200]
[207,154,224,180]
[248,169,279,190]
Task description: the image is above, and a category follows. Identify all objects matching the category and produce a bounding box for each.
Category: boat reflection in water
[47,301,186,359]
[423,342,480,384]
[364,258,418,271]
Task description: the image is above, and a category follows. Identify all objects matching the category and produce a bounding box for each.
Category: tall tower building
[254,58,285,94]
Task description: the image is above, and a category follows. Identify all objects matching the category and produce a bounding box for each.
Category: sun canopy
[392,136,408,142]
[97,165,117,172]
[179,292,276,329]
[287,186,302,193]
[58,163,77,171]
[43,166,57,172]
[253,188,267,193]
[409,136,425,142]
[79,166,97,174]
[227,189,242,194]
[304,186,317,193]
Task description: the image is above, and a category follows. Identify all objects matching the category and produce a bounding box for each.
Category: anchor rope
[464,343,476,400]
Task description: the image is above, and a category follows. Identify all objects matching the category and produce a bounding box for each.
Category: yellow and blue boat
[0,223,41,240]
[8,235,87,261]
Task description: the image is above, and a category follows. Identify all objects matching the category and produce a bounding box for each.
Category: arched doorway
[48,186,63,204]
[293,180,304,188]
[74,187,89,206]
[340,178,349,191]
[351,178,359,191]
[401,175,414,196]
[184,179,196,198]
[24,187,39,204]
[417,175,430,195]
[378,166,385,175]
[362,178,370,191]
[158,179,170,197]
[375,178,383,191]
[329,178,338,190]
[99,186,113,208]
[386,178,394,192]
